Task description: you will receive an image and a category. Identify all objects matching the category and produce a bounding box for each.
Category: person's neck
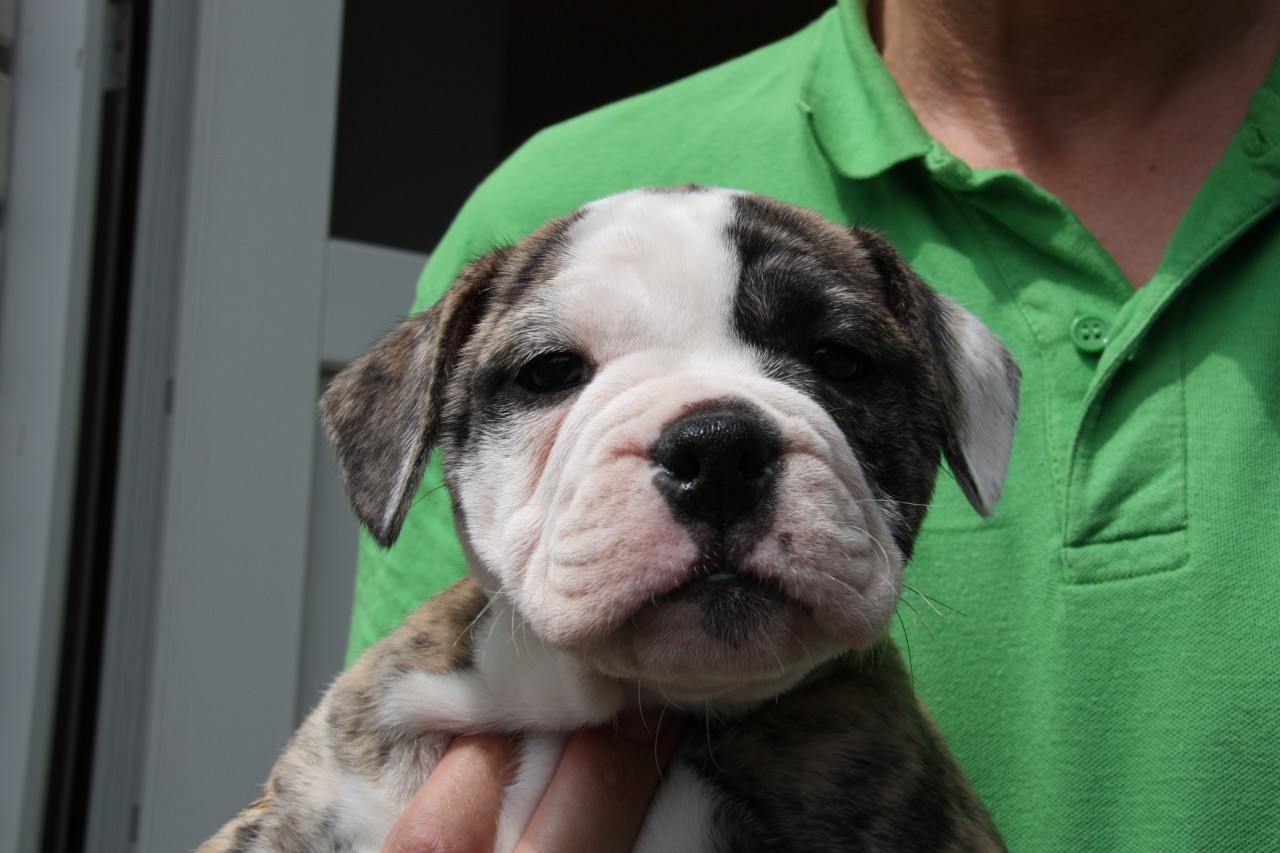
[868,0,1280,286]
[871,0,1277,155]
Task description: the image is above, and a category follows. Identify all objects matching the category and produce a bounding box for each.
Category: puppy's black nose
[650,407,780,530]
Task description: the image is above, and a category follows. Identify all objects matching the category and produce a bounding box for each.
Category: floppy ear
[319,249,506,547]
[932,297,1021,515]
[855,230,1021,516]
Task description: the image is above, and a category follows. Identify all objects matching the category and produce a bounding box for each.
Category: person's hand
[382,712,684,853]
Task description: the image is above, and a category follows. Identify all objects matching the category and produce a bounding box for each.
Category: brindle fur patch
[197,579,490,853]
[321,249,508,547]
[689,642,1005,853]
[326,577,488,778]
[727,193,967,555]
[436,211,588,490]
[205,187,1011,852]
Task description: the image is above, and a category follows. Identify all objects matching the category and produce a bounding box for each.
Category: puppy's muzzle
[649,403,781,534]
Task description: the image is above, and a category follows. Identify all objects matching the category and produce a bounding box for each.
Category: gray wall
[0,4,422,851]
[0,4,106,851]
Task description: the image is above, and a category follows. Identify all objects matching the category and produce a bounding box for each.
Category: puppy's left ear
[856,230,1021,516]
[933,297,1021,516]
[320,249,507,547]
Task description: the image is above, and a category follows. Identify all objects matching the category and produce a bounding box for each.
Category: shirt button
[925,144,973,186]
[1242,124,1273,158]
[1072,315,1111,353]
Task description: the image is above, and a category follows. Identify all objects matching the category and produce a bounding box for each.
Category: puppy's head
[323,187,1019,705]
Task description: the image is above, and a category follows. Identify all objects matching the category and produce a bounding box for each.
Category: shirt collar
[800,0,933,180]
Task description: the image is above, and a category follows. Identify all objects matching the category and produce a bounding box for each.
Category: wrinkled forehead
[475,187,891,368]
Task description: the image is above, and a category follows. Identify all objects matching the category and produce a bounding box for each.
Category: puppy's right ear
[320,249,507,547]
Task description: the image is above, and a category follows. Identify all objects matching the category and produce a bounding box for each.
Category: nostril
[649,405,782,529]
[664,444,701,483]
[737,442,772,479]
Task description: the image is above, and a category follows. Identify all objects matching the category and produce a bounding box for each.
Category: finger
[516,711,685,853]
[383,733,521,853]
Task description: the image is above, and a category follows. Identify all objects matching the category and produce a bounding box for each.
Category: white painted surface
[323,238,425,368]
[82,4,200,851]
[132,4,344,850]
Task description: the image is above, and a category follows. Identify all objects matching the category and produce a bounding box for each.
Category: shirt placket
[926,150,1133,541]
[925,147,1206,583]
[950,85,1280,582]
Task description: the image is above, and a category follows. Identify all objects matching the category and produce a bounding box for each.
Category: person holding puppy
[355,0,1280,849]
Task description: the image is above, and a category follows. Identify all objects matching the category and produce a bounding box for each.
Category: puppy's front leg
[198,578,624,853]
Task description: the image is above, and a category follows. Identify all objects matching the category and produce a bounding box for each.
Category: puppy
[201,187,1017,852]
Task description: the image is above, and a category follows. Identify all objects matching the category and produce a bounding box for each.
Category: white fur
[491,732,721,852]
[633,763,721,853]
[455,189,906,708]
[370,606,721,851]
[494,735,563,850]
[941,299,1019,515]
[370,187,1014,849]
[378,603,624,734]
[335,769,402,853]
[203,188,1016,852]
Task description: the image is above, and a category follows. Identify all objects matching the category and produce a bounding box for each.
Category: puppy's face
[323,188,1018,705]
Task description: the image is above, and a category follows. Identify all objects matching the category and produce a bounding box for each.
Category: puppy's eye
[516,352,590,393]
[811,342,866,381]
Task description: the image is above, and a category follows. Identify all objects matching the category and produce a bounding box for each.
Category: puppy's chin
[577,581,852,706]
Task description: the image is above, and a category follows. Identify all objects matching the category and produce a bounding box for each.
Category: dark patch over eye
[515,351,591,393]
[811,341,870,382]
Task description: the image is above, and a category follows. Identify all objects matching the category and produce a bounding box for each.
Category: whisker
[840,523,894,571]
[653,703,674,778]
[896,610,916,687]
[458,594,498,648]
[897,593,935,640]
[519,612,533,659]
[408,481,450,511]
[905,584,964,617]
[703,714,724,772]
[901,583,944,619]
[850,497,934,510]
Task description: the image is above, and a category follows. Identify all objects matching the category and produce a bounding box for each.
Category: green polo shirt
[348,1,1280,848]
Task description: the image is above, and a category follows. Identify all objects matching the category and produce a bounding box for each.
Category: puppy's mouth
[652,556,790,648]
[588,556,835,704]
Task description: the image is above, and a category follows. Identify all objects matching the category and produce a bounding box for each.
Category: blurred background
[0,2,829,851]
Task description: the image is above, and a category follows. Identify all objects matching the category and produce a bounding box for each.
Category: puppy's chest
[503,687,977,853]
[365,601,989,852]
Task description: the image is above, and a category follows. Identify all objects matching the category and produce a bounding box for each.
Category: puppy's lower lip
[671,566,785,601]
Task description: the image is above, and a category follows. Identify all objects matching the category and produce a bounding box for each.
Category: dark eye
[516,352,590,393]
[811,342,866,381]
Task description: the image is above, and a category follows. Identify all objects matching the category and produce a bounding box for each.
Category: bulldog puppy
[201,187,1017,852]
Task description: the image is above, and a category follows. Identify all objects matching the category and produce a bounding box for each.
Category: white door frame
[129,5,341,850]
[82,4,427,850]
